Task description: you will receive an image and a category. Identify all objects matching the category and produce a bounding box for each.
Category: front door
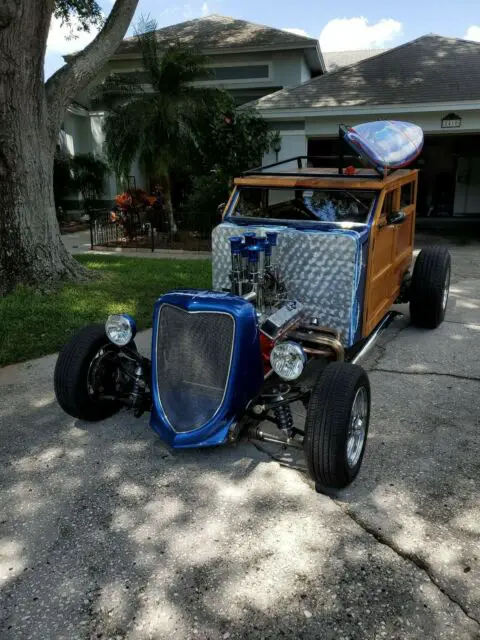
[363,174,418,336]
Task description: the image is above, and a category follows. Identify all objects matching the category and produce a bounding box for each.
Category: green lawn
[0,255,212,366]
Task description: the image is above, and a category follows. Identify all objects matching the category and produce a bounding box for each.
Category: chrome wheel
[346,386,368,468]
[442,266,450,312]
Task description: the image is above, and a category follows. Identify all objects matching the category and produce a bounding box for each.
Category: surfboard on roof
[343,120,424,177]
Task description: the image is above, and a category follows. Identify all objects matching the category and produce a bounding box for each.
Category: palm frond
[90,72,144,111]
[103,100,151,179]
[100,22,236,183]
[133,21,215,93]
[156,43,214,90]
[134,17,164,91]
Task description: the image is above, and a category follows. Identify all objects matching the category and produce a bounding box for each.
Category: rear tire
[410,247,451,329]
[304,362,370,492]
[54,324,134,421]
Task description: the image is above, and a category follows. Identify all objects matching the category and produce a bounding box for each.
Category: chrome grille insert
[156,304,235,432]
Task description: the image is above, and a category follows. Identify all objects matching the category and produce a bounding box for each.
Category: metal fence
[90,209,211,252]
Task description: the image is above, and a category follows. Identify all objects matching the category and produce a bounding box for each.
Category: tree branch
[45,0,139,139]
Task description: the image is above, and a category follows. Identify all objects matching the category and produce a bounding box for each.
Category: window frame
[400,180,415,209]
[228,186,378,228]
[196,61,273,85]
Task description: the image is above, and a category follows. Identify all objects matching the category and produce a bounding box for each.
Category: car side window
[382,191,395,216]
[400,181,414,208]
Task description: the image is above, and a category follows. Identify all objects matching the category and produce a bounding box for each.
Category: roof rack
[242,125,386,179]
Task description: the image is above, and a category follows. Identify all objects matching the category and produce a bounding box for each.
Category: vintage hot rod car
[54,123,451,492]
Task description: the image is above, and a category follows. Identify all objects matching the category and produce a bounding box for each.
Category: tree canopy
[100,21,228,183]
[53,0,103,30]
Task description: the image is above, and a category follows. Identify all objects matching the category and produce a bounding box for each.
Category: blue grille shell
[150,290,264,448]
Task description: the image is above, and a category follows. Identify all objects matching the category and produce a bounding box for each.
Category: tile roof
[116,14,319,55]
[250,35,480,111]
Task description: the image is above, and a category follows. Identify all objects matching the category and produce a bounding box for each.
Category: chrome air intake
[228,230,284,316]
[156,304,234,432]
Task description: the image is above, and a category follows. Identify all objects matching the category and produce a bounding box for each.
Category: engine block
[227,231,287,318]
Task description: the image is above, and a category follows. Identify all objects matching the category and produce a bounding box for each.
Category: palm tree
[99,20,229,233]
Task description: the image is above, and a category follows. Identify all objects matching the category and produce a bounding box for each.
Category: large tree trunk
[0,70,85,295]
[0,0,139,295]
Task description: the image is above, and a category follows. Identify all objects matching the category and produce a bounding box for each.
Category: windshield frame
[226,186,379,228]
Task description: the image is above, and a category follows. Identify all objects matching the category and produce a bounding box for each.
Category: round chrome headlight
[105,314,136,346]
[270,341,306,381]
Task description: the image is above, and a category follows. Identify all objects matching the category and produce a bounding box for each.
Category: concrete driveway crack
[370,367,480,383]
[443,319,480,327]
[333,501,480,628]
[251,436,480,628]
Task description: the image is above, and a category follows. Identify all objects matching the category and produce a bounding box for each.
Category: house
[61,15,325,205]
[64,18,480,219]
[252,35,480,218]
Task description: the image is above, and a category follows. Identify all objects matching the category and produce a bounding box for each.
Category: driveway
[1,244,480,639]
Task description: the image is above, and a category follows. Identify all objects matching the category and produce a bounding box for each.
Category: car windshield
[232,187,377,225]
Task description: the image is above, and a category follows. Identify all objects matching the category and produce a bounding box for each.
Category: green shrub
[183,172,230,234]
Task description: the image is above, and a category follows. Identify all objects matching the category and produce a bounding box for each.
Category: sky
[45,0,480,78]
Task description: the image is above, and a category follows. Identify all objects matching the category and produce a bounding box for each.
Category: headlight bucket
[105,314,137,346]
[270,340,306,381]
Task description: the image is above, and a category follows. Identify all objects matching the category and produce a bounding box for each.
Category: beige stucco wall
[107,49,311,92]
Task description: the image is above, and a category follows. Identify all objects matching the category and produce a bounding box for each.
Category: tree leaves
[53,0,103,31]
[200,107,278,178]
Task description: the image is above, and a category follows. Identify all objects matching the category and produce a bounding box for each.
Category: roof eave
[304,42,325,74]
[109,40,321,59]
[253,99,480,119]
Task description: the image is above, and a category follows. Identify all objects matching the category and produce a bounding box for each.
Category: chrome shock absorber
[130,363,146,417]
[264,385,294,437]
[274,405,294,437]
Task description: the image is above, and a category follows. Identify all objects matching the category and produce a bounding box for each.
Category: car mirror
[387,210,407,226]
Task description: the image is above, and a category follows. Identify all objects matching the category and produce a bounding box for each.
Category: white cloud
[182,4,194,19]
[320,16,402,52]
[201,2,209,16]
[282,27,310,38]
[47,14,101,55]
[465,25,480,42]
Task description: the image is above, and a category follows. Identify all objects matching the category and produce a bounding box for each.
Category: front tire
[410,247,451,329]
[54,324,133,421]
[304,362,370,492]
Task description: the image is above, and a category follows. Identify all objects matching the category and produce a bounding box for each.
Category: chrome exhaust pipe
[350,312,400,365]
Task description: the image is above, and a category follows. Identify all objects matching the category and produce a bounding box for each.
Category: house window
[211,65,269,81]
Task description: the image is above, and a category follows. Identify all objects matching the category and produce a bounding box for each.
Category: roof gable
[251,35,480,111]
[323,49,389,72]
